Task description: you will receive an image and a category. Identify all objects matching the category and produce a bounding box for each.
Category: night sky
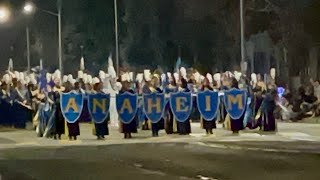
[0,0,319,74]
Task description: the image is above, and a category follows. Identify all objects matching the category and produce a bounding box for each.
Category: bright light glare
[0,7,10,23]
[23,3,34,14]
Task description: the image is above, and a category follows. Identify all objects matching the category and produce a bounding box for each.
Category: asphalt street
[0,122,319,180]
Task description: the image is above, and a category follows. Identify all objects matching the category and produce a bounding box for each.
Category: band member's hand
[23,100,27,104]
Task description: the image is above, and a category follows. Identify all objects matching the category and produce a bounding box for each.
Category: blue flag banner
[39,70,47,91]
[143,93,166,123]
[60,92,84,123]
[223,88,247,120]
[170,91,192,122]
[88,93,110,124]
[197,90,219,121]
[175,57,181,72]
[116,92,138,124]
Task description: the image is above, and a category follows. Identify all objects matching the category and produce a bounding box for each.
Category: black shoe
[69,136,72,141]
[73,136,77,140]
[58,135,62,140]
[53,135,57,140]
[102,135,105,139]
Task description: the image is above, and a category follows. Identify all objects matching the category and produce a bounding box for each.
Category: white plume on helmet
[80,57,85,71]
[46,73,52,83]
[270,68,276,79]
[8,58,13,72]
[108,55,117,78]
[161,73,166,82]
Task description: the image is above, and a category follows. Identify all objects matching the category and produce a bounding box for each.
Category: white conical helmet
[180,67,187,79]
[251,73,257,84]
[78,71,84,79]
[206,73,213,83]
[99,70,106,80]
[144,70,151,81]
[62,75,68,83]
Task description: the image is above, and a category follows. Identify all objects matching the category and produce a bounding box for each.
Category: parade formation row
[0,57,278,139]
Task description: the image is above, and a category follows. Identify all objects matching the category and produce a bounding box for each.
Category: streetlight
[23,0,63,76]
[23,2,35,73]
[0,6,10,23]
[23,2,34,14]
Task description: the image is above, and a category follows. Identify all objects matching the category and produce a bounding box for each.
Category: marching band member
[78,70,90,123]
[119,73,138,139]
[260,84,278,132]
[229,77,245,134]
[189,71,200,123]
[176,68,191,135]
[135,73,145,129]
[92,77,109,140]
[141,70,152,130]
[66,77,81,140]
[11,73,32,129]
[38,84,55,138]
[163,72,177,134]
[200,73,216,135]
[107,55,119,128]
[0,74,13,127]
[150,74,164,137]
[52,73,66,140]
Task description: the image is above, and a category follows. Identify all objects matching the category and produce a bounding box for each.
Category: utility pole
[114,0,119,75]
[26,26,31,73]
[57,0,63,76]
[240,0,246,73]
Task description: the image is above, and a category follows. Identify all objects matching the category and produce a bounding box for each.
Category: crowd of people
[1,57,317,141]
